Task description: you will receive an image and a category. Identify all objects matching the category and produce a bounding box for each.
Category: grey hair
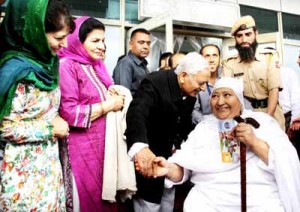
[174,52,208,75]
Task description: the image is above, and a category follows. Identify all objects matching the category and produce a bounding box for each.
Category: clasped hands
[134,147,169,178]
[51,115,69,139]
[106,87,125,112]
[134,124,259,178]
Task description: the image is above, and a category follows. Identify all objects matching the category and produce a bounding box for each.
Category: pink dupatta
[58,16,112,88]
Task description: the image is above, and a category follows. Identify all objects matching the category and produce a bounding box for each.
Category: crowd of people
[0,0,299,211]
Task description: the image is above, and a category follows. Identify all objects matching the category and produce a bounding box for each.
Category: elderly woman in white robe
[153,77,300,212]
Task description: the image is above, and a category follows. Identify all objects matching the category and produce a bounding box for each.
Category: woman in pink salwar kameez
[58,17,124,212]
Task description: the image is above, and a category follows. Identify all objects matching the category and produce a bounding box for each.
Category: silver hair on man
[174,52,208,75]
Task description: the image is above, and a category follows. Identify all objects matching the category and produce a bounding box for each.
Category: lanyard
[207,82,211,96]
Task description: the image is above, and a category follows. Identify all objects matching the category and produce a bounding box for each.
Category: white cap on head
[174,52,208,75]
[212,77,244,109]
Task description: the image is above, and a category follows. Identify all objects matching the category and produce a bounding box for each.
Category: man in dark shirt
[125,52,211,211]
[113,28,151,96]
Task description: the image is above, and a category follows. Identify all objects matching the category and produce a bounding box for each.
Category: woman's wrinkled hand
[105,94,125,112]
[51,115,69,139]
[152,157,169,178]
[235,122,257,147]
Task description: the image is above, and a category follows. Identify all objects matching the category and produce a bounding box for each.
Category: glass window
[282,13,300,41]
[104,26,123,75]
[126,0,140,23]
[240,5,278,34]
[65,0,120,20]
[283,44,300,79]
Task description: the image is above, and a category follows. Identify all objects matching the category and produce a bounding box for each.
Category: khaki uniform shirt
[222,49,281,100]
[222,49,285,130]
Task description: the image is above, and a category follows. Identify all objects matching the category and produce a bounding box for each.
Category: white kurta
[167,110,300,212]
[279,67,300,121]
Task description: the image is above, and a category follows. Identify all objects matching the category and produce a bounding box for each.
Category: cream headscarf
[212,77,244,110]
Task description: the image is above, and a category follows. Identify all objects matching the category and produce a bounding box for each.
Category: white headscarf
[212,77,244,110]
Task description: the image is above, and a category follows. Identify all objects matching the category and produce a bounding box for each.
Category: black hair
[79,18,105,43]
[45,0,75,33]
[168,54,175,69]
[130,28,150,40]
[159,52,172,67]
[200,44,221,56]
[169,53,185,69]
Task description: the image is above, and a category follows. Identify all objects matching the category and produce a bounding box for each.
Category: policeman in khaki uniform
[222,15,285,130]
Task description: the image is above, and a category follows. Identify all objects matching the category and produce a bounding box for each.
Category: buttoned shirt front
[112,51,149,96]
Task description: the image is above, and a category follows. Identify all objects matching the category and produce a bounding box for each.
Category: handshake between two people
[134,147,183,182]
[133,122,263,181]
[134,147,169,178]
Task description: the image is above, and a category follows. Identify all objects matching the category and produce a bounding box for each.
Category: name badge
[233,72,244,77]
[218,119,239,163]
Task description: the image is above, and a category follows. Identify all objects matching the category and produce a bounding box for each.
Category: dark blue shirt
[112,51,149,96]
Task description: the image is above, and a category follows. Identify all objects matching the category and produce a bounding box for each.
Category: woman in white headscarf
[152,77,300,212]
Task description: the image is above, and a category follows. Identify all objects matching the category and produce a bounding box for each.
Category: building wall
[1,0,299,75]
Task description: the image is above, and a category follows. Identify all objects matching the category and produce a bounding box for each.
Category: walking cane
[234,116,260,212]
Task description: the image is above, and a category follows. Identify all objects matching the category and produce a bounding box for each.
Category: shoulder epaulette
[258,48,276,55]
[223,54,238,63]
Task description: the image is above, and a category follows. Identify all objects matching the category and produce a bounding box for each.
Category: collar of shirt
[128,51,148,67]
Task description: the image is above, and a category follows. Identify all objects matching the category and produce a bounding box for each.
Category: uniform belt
[245,97,268,109]
[284,111,292,119]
